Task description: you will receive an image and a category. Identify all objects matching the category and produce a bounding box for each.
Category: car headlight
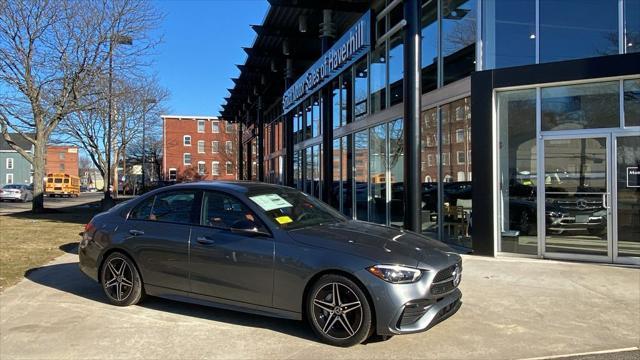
[367,265,422,284]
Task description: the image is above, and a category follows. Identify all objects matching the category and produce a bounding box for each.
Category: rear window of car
[3,185,22,189]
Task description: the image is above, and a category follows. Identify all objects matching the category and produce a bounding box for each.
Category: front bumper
[356,262,463,336]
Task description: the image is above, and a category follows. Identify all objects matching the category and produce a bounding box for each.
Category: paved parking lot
[1,253,638,359]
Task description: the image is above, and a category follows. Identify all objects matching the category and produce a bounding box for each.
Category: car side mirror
[230,220,270,237]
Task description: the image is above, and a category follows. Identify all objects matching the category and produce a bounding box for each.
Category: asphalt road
[0,192,107,214]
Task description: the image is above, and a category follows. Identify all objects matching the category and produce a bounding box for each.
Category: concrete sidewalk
[1,253,638,359]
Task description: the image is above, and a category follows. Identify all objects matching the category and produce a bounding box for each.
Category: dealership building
[220,0,640,265]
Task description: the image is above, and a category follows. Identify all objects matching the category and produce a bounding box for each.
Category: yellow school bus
[46,173,80,197]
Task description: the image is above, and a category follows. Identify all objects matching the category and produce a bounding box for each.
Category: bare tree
[58,76,168,194]
[0,0,161,212]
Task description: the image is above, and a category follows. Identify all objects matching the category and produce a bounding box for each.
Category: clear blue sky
[152,0,269,117]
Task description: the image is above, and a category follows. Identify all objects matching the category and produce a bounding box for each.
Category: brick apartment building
[162,115,237,181]
[45,145,79,176]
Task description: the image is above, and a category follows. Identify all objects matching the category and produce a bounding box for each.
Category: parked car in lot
[0,184,33,202]
[79,181,462,347]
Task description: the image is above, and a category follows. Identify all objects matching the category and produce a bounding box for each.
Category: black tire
[307,274,373,347]
[100,252,145,306]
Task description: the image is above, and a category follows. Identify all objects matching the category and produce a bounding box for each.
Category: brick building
[45,145,79,176]
[162,115,237,181]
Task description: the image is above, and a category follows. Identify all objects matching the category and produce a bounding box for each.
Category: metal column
[320,8,335,204]
[284,65,294,187]
[403,0,422,232]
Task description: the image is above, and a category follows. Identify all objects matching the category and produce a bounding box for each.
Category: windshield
[247,188,346,230]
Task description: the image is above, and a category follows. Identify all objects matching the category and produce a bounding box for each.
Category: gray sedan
[0,184,33,202]
[79,181,462,347]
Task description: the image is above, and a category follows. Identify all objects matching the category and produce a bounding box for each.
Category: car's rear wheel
[100,252,144,306]
[307,274,373,347]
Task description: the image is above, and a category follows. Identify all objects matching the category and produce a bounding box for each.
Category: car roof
[165,181,293,194]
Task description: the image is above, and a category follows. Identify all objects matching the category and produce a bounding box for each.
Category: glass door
[541,135,612,261]
[614,135,640,264]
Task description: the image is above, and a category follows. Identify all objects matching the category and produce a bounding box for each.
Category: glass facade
[442,0,477,85]
[483,0,639,69]
[496,77,640,263]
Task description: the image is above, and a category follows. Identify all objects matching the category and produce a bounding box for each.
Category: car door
[124,189,200,292]
[189,190,274,307]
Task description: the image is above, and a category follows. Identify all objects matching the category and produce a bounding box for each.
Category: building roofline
[161,115,220,120]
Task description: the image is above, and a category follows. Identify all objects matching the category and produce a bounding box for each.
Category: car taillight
[80,221,96,247]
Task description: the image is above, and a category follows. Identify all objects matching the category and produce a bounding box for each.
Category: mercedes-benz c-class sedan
[79,182,462,346]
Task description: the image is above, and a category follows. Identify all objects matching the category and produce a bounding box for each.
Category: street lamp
[103,33,132,210]
[141,98,157,191]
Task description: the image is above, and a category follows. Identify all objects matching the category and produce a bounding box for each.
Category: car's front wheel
[307,274,373,347]
[100,252,144,306]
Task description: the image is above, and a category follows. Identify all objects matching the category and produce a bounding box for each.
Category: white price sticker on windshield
[249,194,293,211]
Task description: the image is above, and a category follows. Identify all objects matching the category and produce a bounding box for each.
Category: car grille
[431,262,461,296]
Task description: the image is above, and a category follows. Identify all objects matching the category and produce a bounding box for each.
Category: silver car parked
[0,184,33,202]
[79,182,462,347]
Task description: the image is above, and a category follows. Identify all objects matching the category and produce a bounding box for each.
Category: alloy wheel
[103,257,134,302]
[311,282,363,340]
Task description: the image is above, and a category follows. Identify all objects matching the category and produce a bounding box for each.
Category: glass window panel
[342,70,353,124]
[354,59,368,121]
[540,0,619,63]
[389,32,404,106]
[421,109,439,238]
[541,81,620,131]
[389,119,404,228]
[332,138,341,210]
[442,0,477,85]
[370,45,387,114]
[441,97,473,248]
[305,147,313,195]
[354,130,369,221]
[312,95,321,138]
[497,89,537,255]
[369,124,387,225]
[482,0,535,69]
[313,144,321,199]
[305,100,313,140]
[421,0,438,92]
[616,135,640,257]
[626,0,640,53]
[332,80,341,129]
[624,79,640,127]
[342,135,353,218]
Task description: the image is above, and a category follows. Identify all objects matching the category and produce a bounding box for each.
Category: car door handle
[129,229,144,236]
[196,236,215,245]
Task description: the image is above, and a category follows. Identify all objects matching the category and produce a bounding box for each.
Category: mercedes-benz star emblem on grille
[452,264,462,287]
[576,199,588,210]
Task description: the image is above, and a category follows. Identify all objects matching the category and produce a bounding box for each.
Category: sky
[152,0,270,117]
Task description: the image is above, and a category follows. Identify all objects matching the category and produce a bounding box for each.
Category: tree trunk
[31,140,46,213]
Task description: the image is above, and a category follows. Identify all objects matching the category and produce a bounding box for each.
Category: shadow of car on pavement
[24,261,321,343]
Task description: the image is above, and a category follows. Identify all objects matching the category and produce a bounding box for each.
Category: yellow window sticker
[275,216,293,224]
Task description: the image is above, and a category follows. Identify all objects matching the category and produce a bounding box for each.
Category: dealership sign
[283,11,371,113]
[628,167,640,188]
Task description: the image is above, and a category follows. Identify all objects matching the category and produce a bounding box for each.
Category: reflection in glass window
[354,59,368,121]
[332,138,341,210]
[354,131,369,221]
[541,81,620,131]
[332,80,341,129]
[482,0,535,69]
[342,135,353,218]
[626,0,640,53]
[421,107,439,238]
[341,70,353,124]
[497,89,537,255]
[442,0,477,85]
[421,0,438,92]
[305,100,312,140]
[389,33,404,106]
[369,124,387,225]
[370,45,387,114]
[312,95,321,138]
[389,119,404,228]
[540,0,618,63]
[624,79,640,127]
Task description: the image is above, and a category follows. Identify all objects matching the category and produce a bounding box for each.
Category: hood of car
[288,220,459,269]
